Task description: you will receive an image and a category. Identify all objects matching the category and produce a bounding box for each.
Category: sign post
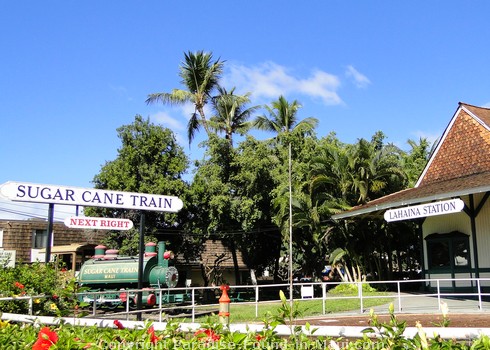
[137,211,146,314]
[45,204,54,263]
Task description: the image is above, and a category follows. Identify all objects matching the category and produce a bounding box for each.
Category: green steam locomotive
[78,241,187,309]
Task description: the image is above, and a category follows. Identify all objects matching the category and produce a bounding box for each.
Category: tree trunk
[200,263,209,287]
[229,239,241,285]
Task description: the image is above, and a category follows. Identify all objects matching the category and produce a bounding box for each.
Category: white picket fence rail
[2,277,490,322]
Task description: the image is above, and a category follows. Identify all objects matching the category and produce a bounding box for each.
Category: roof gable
[332,102,490,220]
[416,103,490,187]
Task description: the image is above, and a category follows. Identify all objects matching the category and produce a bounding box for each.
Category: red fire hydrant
[218,284,230,326]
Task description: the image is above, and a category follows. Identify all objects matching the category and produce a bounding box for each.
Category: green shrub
[329,282,376,295]
[0,262,83,316]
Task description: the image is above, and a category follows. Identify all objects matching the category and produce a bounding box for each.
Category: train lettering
[129,194,172,209]
[16,185,76,201]
[82,267,138,274]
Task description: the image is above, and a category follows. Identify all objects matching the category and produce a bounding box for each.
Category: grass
[172,289,394,323]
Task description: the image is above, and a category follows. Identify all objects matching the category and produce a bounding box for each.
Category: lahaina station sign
[384,198,464,222]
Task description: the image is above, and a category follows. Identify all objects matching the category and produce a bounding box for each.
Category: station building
[333,102,490,292]
[0,218,104,270]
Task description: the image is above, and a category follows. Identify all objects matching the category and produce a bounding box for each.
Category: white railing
[2,277,490,319]
[76,277,490,320]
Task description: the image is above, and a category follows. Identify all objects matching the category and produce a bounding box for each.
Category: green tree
[402,137,433,187]
[309,133,356,206]
[320,133,429,280]
[85,115,190,254]
[209,86,259,145]
[232,137,282,277]
[146,50,224,144]
[350,132,406,204]
[188,136,241,284]
[253,96,320,279]
[253,95,318,141]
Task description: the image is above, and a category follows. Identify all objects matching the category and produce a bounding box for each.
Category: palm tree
[403,137,433,187]
[350,135,406,204]
[254,96,318,298]
[253,95,318,140]
[209,87,260,146]
[309,143,355,205]
[146,51,224,144]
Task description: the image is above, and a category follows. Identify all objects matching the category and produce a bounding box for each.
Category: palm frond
[187,113,201,145]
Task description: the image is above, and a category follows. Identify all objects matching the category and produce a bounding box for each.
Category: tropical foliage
[0,262,84,316]
[90,50,431,284]
[0,303,488,349]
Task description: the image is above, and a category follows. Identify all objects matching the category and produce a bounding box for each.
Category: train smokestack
[145,242,157,257]
[93,245,106,259]
[158,241,167,267]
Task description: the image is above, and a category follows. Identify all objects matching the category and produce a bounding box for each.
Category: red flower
[113,319,125,329]
[194,328,220,342]
[52,294,58,300]
[14,282,24,289]
[148,326,161,344]
[32,327,58,350]
[255,334,264,341]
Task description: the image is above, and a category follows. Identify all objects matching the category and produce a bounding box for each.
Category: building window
[426,231,470,270]
[33,229,48,248]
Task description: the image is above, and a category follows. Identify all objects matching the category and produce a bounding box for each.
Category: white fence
[77,277,490,321]
[3,277,490,321]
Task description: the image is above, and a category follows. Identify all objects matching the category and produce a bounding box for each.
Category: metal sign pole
[44,203,54,263]
[137,210,146,320]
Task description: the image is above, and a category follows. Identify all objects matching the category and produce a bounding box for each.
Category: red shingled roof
[333,102,490,219]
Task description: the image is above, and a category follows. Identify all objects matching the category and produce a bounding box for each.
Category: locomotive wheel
[129,298,138,310]
[105,302,120,310]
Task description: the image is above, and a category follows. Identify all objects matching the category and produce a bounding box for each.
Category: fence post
[322,283,326,315]
[436,279,441,309]
[92,293,97,317]
[255,285,259,318]
[397,281,402,312]
[358,282,363,313]
[191,288,195,323]
[158,288,163,323]
[478,279,483,311]
[28,296,33,315]
[125,291,130,321]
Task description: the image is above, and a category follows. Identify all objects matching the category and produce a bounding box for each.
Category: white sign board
[0,249,16,268]
[0,181,183,213]
[384,198,465,222]
[64,216,133,230]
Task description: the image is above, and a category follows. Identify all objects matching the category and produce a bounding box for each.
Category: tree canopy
[85,115,190,255]
[91,51,431,284]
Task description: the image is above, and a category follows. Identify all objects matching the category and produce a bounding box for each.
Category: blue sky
[1,1,490,221]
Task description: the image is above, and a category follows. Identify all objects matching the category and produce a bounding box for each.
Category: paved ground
[298,293,490,328]
[298,313,490,328]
